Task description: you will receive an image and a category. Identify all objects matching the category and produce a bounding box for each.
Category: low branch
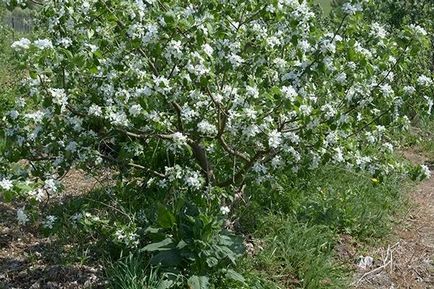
[218,135,251,163]
[98,153,166,178]
[217,149,269,187]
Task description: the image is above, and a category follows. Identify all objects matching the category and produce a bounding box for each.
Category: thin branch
[98,153,166,178]
[218,135,251,163]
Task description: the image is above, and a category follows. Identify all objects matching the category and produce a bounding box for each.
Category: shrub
[1,0,433,286]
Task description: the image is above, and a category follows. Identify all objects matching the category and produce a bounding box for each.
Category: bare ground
[0,170,107,289]
[352,149,434,289]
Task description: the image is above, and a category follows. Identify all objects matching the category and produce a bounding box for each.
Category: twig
[354,242,400,286]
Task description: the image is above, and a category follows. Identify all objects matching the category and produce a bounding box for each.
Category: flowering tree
[0,0,433,285]
[365,0,434,74]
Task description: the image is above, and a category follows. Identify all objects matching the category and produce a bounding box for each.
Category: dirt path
[353,150,434,288]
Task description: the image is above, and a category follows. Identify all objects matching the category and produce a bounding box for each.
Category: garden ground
[0,148,433,289]
[0,170,106,289]
[352,149,434,288]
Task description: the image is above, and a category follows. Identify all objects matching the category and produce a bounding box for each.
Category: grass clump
[242,218,346,289]
[107,254,174,289]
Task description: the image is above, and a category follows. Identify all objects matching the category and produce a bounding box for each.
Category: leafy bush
[1,0,433,287]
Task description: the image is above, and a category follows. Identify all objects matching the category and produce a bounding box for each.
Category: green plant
[242,217,346,289]
[242,164,408,239]
[141,201,245,287]
[107,254,175,289]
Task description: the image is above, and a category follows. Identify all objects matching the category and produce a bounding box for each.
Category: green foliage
[396,116,434,160]
[49,183,245,288]
[0,10,14,114]
[107,254,175,289]
[140,201,245,284]
[242,218,346,289]
[241,165,407,239]
[0,5,33,139]
[315,0,333,14]
[48,160,410,288]
[233,163,411,289]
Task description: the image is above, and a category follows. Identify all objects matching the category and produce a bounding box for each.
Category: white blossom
[185,172,202,190]
[197,120,217,135]
[417,75,433,86]
[403,86,416,95]
[34,39,53,49]
[0,178,13,191]
[420,165,431,180]
[202,43,214,57]
[220,206,230,215]
[342,3,362,15]
[268,130,282,148]
[281,86,297,100]
[409,24,427,36]
[379,84,394,96]
[172,132,188,145]
[129,104,143,116]
[17,208,29,225]
[43,215,57,229]
[246,86,259,98]
[11,38,31,50]
[227,53,244,67]
[88,104,103,116]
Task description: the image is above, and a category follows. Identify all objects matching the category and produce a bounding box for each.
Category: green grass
[0,8,33,152]
[391,116,434,160]
[411,118,434,160]
[233,164,410,288]
[241,165,408,238]
[107,254,174,289]
[0,21,19,117]
[241,219,346,289]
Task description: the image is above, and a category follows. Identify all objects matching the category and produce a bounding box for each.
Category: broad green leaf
[187,275,210,289]
[150,249,182,267]
[142,238,174,252]
[225,269,245,283]
[157,205,176,229]
[157,280,174,289]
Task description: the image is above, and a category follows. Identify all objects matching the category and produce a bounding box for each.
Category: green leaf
[142,238,174,252]
[88,65,99,74]
[144,226,161,234]
[2,190,14,202]
[93,50,103,59]
[225,269,245,283]
[206,256,218,267]
[187,275,210,289]
[157,205,176,229]
[29,70,38,79]
[150,249,182,267]
[15,182,33,194]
